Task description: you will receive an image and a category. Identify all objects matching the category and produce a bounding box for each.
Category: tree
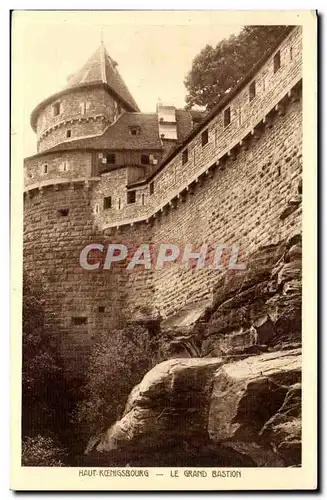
[184,26,292,110]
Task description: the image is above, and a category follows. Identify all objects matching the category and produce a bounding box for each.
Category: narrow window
[80,101,91,115]
[42,164,48,174]
[224,107,231,127]
[94,203,100,214]
[118,198,121,210]
[201,129,209,146]
[103,196,112,209]
[57,208,69,217]
[61,161,69,172]
[290,47,293,61]
[141,154,150,165]
[182,148,188,165]
[127,190,136,204]
[53,102,61,116]
[249,81,256,102]
[106,153,116,164]
[141,193,145,205]
[274,51,281,73]
[72,316,87,325]
[149,182,154,195]
[66,129,71,138]
[98,306,105,313]
[238,108,242,126]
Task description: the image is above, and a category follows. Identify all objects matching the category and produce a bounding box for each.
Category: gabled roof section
[66,43,140,112]
[47,112,163,152]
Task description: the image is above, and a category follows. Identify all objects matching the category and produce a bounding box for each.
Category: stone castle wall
[97,27,302,230]
[23,182,127,370]
[24,150,95,188]
[149,97,302,317]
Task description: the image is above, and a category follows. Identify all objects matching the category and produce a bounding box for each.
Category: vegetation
[22,277,167,463]
[74,325,166,435]
[22,436,67,467]
[184,25,291,110]
[22,277,69,465]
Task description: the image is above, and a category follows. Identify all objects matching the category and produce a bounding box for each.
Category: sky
[13,11,242,157]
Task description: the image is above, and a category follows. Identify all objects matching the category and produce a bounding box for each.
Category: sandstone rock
[199,235,301,353]
[86,349,301,467]
[91,358,224,454]
[208,348,301,445]
[259,382,301,465]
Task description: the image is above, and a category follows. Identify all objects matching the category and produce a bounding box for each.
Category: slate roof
[48,112,163,152]
[66,44,140,112]
[30,43,139,131]
[175,109,194,141]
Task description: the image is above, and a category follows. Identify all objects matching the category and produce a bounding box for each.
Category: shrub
[22,435,67,467]
[74,325,166,435]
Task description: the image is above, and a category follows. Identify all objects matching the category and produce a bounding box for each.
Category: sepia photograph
[10,9,317,491]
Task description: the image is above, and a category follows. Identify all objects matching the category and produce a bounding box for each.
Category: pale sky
[14,12,242,157]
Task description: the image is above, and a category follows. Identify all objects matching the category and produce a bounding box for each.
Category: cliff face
[85,234,302,467]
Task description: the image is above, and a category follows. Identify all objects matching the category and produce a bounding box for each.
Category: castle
[24,27,302,368]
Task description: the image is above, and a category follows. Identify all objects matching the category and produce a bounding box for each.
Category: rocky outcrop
[84,235,302,467]
[209,349,301,466]
[85,349,301,467]
[195,234,302,358]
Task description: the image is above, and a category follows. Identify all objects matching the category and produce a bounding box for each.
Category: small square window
[141,154,150,165]
[98,306,105,313]
[224,107,231,127]
[129,126,140,136]
[106,153,116,164]
[66,129,71,138]
[72,316,87,325]
[53,102,61,116]
[127,190,136,204]
[201,129,209,146]
[274,51,281,73]
[182,149,188,165]
[149,182,154,195]
[57,208,69,217]
[103,196,112,210]
[249,81,256,102]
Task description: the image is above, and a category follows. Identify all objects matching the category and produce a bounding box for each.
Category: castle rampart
[98,27,302,230]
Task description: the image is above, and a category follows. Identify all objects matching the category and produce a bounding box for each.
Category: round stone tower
[24,43,140,373]
[30,43,139,153]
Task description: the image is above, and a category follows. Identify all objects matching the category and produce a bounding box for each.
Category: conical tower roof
[30,43,139,131]
[65,43,139,112]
